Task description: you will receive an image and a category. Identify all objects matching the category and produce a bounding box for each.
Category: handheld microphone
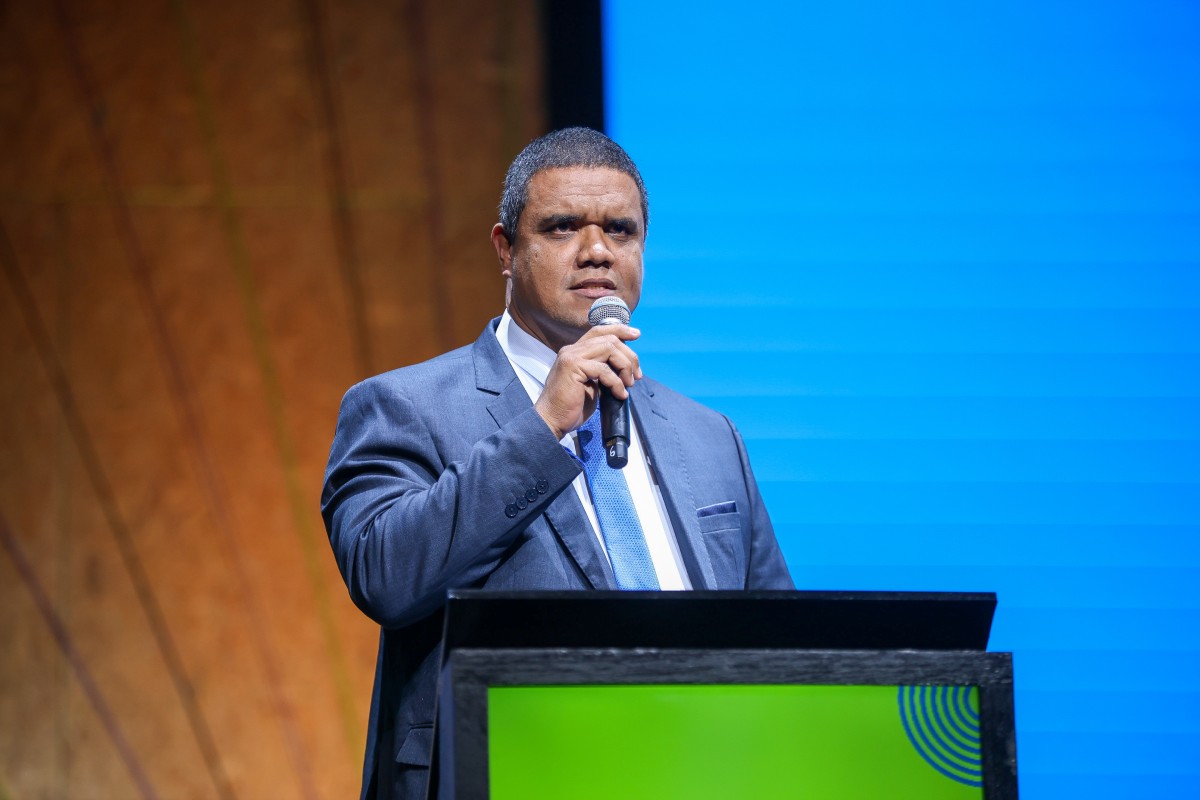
[588,296,632,469]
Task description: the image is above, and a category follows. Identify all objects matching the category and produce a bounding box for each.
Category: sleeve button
[525,488,538,503]
[536,479,549,494]
[504,504,518,518]
[516,496,529,510]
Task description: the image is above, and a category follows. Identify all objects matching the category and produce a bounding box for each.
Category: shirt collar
[496,310,557,388]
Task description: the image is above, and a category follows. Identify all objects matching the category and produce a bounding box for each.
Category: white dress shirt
[495,311,691,589]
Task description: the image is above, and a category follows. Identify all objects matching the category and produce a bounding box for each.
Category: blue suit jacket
[321,319,793,799]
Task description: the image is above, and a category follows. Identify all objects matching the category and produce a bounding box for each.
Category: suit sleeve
[728,417,795,590]
[320,377,582,629]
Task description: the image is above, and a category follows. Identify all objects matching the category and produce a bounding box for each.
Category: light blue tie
[578,410,660,590]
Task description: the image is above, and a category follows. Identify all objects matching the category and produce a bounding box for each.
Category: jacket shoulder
[343,343,476,402]
[638,376,733,427]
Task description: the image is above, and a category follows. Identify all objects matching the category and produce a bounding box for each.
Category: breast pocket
[698,510,745,588]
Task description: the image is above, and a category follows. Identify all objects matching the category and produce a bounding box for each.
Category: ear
[490,223,513,279]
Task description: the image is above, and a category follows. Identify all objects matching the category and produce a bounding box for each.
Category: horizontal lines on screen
[634,262,1200,308]
[746,441,1200,482]
[759,481,1200,526]
[697,397,1200,440]
[773,524,1198,568]
[635,308,1200,353]
[645,353,1200,396]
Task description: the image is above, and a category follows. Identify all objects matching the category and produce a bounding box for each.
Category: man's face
[492,166,645,351]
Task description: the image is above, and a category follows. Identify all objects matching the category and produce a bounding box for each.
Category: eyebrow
[537,214,641,231]
[538,214,582,230]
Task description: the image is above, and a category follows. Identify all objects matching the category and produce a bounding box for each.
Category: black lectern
[434,590,1017,799]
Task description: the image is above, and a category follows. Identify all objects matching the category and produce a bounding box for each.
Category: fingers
[563,330,642,393]
[573,353,632,399]
[535,326,644,440]
[576,325,643,383]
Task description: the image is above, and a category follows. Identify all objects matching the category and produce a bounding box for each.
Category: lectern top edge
[442,589,998,653]
[448,588,998,602]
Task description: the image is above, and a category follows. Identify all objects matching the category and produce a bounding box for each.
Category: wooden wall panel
[0,0,547,796]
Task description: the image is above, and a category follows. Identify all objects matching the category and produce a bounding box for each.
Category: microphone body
[588,296,632,469]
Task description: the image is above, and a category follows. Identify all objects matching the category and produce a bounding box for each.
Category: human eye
[606,219,637,237]
[542,216,577,235]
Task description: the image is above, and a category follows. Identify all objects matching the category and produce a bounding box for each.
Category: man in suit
[321,127,793,799]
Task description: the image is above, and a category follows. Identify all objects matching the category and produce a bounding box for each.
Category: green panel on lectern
[489,684,983,800]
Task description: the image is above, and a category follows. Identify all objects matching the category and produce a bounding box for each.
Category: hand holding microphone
[533,296,641,462]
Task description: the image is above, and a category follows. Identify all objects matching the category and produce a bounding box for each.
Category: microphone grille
[588,296,631,327]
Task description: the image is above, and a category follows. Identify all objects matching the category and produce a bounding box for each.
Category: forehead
[524,167,642,220]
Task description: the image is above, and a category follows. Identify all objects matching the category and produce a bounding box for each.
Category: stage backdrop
[0,1,545,797]
[605,1,1199,797]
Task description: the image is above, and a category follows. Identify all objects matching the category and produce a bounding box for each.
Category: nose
[576,225,614,267]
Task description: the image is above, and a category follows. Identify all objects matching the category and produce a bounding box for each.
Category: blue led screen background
[604,2,1200,797]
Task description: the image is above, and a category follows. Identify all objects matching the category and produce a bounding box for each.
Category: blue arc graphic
[898,685,983,788]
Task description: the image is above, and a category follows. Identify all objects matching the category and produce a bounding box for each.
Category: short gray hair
[498,127,649,240]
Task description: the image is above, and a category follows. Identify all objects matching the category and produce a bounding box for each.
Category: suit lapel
[630,383,718,589]
[473,321,615,589]
[543,494,617,589]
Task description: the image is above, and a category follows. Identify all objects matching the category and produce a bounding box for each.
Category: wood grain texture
[0,0,546,796]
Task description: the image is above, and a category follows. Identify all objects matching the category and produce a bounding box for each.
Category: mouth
[570,278,617,299]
